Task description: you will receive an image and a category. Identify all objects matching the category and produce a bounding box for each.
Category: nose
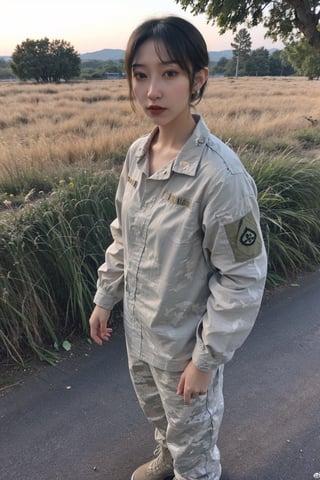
[147,77,162,100]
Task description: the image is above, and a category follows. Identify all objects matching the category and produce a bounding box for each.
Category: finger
[176,374,185,395]
[184,390,191,405]
[90,325,112,345]
[100,322,112,333]
[101,328,113,341]
[91,331,103,346]
[101,327,113,335]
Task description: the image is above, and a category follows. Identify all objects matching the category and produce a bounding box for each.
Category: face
[131,40,194,128]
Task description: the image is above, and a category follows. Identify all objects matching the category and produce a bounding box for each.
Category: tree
[231,28,252,77]
[284,38,320,79]
[80,59,124,80]
[49,39,81,82]
[269,50,295,76]
[245,48,270,76]
[268,50,283,75]
[0,58,16,80]
[11,38,80,82]
[210,56,229,75]
[175,1,320,52]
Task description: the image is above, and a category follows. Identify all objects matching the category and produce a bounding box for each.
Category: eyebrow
[132,60,179,68]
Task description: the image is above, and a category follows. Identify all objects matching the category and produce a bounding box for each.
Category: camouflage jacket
[94,115,267,372]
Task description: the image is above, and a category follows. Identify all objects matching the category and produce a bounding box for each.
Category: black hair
[125,16,209,108]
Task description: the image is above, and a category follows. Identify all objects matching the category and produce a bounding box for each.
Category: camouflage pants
[128,352,224,480]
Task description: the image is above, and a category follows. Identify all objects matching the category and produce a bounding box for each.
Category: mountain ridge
[80,48,234,62]
[1,47,279,63]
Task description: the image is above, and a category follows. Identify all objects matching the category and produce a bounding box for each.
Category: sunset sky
[1,0,284,56]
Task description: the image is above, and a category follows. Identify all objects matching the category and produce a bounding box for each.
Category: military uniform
[94,115,267,479]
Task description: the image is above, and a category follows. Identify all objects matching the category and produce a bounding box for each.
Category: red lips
[148,105,166,114]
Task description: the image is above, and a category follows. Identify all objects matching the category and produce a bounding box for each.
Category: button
[195,135,205,146]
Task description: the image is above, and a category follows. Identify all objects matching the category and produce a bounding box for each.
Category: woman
[89,16,267,480]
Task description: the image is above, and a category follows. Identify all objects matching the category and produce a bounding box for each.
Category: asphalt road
[1,269,320,480]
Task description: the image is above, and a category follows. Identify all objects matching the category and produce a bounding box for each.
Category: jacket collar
[135,115,212,177]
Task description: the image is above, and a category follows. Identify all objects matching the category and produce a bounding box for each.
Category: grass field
[1,77,319,197]
[1,76,320,364]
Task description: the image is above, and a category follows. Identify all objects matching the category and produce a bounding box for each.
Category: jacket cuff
[93,289,117,311]
[192,339,220,372]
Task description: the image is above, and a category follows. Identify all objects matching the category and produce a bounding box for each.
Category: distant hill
[80,49,125,61]
[80,48,233,62]
[209,50,233,61]
[2,47,280,64]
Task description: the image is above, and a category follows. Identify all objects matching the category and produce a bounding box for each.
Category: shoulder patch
[224,211,262,262]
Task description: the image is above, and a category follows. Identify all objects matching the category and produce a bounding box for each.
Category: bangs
[152,33,191,76]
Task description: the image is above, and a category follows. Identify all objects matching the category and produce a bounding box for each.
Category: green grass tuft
[244,150,320,283]
[0,171,118,363]
[1,150,320,363]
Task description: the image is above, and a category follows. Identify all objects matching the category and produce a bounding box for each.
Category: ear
[193,67,209,91]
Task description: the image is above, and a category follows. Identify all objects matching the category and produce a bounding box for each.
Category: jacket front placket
[127,152,172,357]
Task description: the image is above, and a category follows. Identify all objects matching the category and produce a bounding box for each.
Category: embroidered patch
[127,176,138,188]
[224,211,262,262]
[163,191,191,208]
[240,227,257,246]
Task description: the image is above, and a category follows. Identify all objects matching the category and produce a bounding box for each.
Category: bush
[1,152,320,363]
[244,150,320,285]
[0,171,118,363]
[293,128,320,149]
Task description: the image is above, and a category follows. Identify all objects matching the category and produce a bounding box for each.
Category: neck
[155,113,196,151]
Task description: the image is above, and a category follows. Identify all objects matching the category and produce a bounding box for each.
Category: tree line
[1,36,319,81]
[178,0,320,79]
[211,28,320,79]
[0,1,319,82]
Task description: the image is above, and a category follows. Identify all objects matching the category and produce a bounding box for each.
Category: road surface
[1,269,320,480]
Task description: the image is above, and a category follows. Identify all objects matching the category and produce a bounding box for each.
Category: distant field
[0,77,319,186]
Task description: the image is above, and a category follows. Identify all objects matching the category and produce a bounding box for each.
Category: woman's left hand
[177,361,212,405]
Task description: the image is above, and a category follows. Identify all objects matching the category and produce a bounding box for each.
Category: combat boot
[131,445,174,480]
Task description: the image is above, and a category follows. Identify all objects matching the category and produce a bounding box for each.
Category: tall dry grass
[0,77,319,191]
[198,76,320,150]
[0,81,147,189]
[1,77,320,363]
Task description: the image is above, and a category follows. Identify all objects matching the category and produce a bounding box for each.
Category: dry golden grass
[198,76,320,152]
[0,77,319,184]
[0,81,147,184]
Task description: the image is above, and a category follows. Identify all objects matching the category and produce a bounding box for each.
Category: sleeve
[93,159,128,311]
[192,170,268,372]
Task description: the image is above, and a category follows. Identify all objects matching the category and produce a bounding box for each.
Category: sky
[0,0,284,56]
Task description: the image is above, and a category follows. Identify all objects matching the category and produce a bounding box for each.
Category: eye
[163,70,178,78]
[132,71,147,80]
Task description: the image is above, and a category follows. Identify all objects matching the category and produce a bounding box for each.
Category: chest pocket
[155,191,201,246]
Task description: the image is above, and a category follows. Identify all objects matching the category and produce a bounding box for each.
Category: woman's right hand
[89,305,112,346]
